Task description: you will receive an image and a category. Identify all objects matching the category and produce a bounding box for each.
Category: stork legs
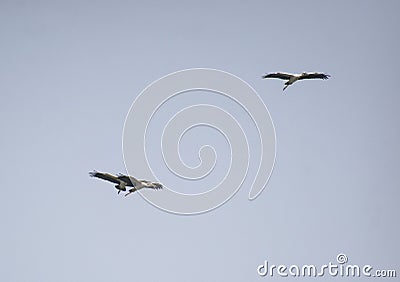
[124,187,137,197]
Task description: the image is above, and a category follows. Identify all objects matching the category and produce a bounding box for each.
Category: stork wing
[262,72,294,80]
[89,171,120,184]
[298,72,330,80]
[151,182,163,190]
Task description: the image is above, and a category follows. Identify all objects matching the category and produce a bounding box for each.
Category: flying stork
[262,72,330,91]
[89,170,163,196]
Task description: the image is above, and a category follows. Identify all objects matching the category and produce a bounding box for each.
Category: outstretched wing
[262,72,294,80]
[141,180,163,190]
[89,171,120,184]
[151,182,163,190]
[298,72,330,80]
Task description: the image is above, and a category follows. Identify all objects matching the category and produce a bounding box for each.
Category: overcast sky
[1,1,399,281]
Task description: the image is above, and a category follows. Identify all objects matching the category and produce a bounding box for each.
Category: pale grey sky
[1,1,399,281]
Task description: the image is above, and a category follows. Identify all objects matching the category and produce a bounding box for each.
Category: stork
[262,72,330,91]
[89,170,162,196]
